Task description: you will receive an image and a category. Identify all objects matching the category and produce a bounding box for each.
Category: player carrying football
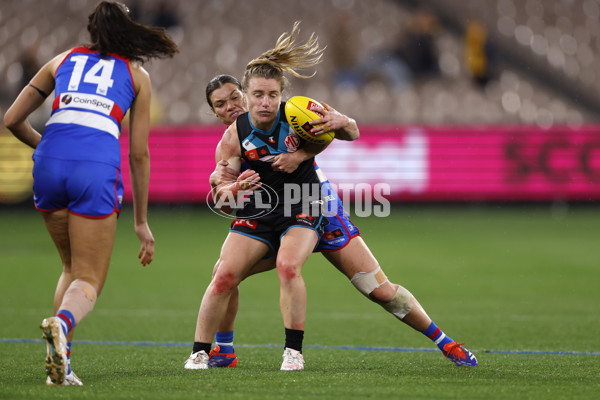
[185,22,477,371]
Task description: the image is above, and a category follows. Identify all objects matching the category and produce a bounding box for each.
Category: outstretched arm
[273,101,358,173]
[272,102,357,174]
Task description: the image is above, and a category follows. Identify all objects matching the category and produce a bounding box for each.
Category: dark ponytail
[87,1,178,63]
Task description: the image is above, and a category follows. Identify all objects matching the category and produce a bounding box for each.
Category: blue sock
[67,342,72,374]
[215,331,234,354]
[423,321,454,351]
[56,309,76,336]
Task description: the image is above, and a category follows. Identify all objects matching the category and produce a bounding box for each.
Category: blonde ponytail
[242,21,325,92]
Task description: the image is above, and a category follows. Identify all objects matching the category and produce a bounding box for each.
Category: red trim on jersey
[125,59,136,94]
[110,104,124,123]
[71,46,93,54]
[52,95,60,111]
[70,46,130,62]
[50,99,124,124]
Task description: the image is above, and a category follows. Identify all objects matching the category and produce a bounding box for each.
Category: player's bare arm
[3,52,66,149]
[210,135,243,187]
[210,159,239,187]
[128,63,155,266]
[309,102,359,141]
[211,125,261,211]
[272,141,329,173]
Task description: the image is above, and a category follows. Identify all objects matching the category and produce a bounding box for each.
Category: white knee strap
[381,286,413,320]
[350,266,388,296]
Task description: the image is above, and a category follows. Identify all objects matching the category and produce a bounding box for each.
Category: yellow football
[285,96,335,144]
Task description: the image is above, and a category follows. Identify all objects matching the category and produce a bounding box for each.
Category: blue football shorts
[32,156,123,218]
[315,202,360,252]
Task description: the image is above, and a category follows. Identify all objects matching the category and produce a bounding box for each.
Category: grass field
[1,204,599,399]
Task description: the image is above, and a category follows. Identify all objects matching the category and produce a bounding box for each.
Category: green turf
[1,205,599,399]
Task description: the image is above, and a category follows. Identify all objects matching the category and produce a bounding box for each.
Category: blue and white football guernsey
[34,46,135,168]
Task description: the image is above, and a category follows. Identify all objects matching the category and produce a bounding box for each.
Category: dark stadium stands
[1,0,599,126]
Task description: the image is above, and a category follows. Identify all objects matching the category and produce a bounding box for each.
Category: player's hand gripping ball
[285,96,335,144]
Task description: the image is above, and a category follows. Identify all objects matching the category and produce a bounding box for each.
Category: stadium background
[1,0,600,205]
[0,1,599,398]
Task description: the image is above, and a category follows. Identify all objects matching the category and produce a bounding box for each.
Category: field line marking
[1,338,599,356]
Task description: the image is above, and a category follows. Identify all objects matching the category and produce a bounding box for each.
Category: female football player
[186,22,329,371]
[201,75,477,369]
[186,25,476,371]
[4,1,178,385]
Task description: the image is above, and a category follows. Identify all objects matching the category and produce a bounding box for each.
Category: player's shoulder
[223,120,239,138]
[219,124,240,156]
[48,49,73,72]
[129,62,149,81]
[127,62,149,94]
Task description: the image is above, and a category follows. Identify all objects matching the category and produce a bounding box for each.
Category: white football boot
[46,371,83,386]
[40,317,68,385]
[280,348,304,371]
[184,350,209,369]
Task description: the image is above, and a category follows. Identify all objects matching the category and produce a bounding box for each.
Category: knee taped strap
[350,266,388,296]
[382,287,413,320]
[60,279,97,325]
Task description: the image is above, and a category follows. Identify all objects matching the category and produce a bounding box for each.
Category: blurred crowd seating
[0,0,598,127]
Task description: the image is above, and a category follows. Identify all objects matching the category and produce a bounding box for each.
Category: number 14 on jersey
[68,55,115,95]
